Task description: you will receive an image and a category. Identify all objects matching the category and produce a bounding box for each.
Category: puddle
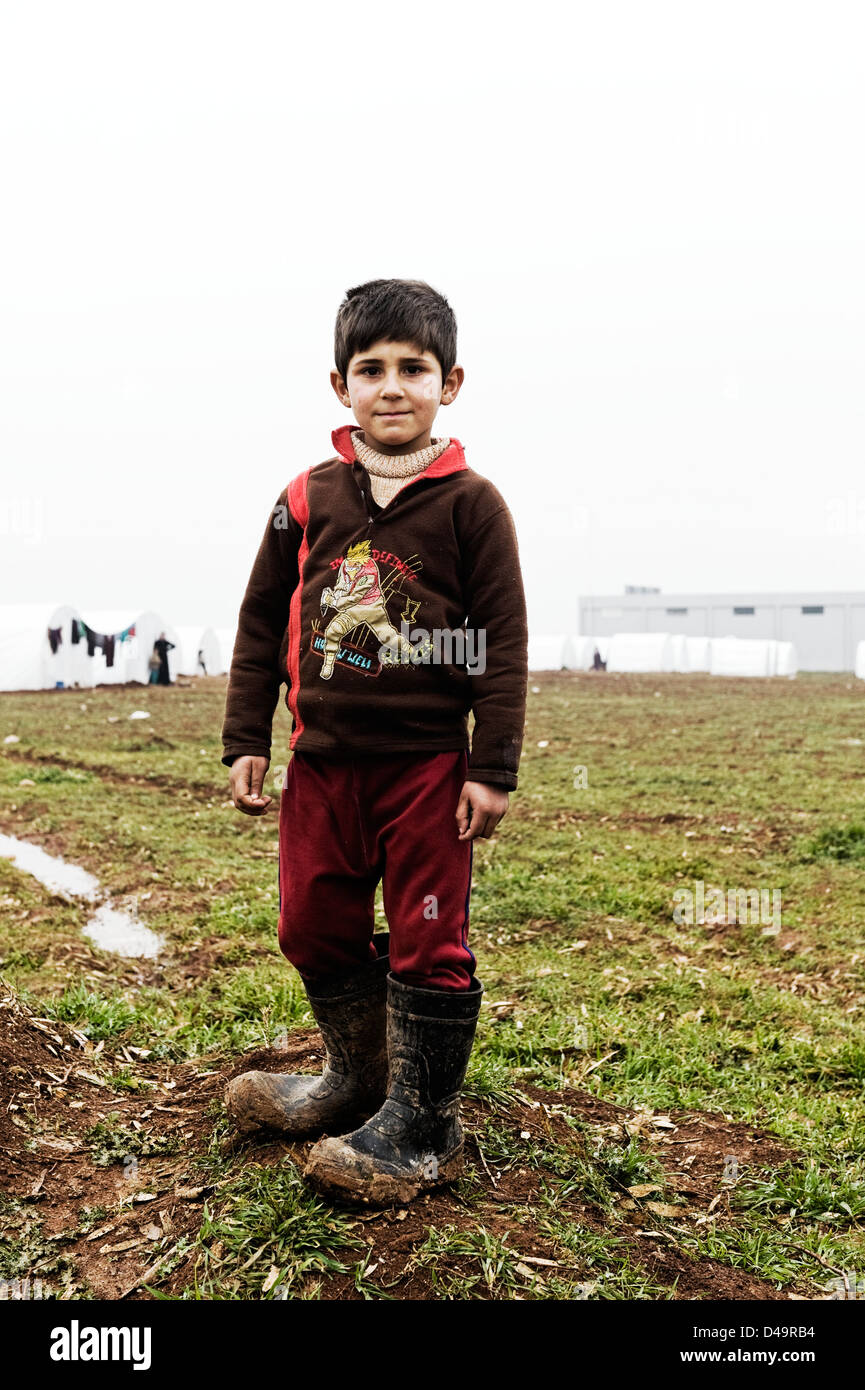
[0,833,100,900]
[82,902,164,958]
[0,833,165,959]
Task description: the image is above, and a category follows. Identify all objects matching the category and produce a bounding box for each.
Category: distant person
[592,647,606,671]
[153,632,175,685]
[197,647,208,677]
[147,646,161,684]
[221,278,528,1208]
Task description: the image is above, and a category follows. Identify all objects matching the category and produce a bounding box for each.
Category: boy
[221,279,528,1206]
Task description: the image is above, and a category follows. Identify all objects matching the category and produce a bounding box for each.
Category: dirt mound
[0,980,813,1302]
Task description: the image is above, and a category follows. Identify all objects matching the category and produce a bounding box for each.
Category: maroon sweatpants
[277,749,475,991]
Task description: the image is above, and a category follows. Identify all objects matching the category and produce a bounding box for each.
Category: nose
[380,369,405,397]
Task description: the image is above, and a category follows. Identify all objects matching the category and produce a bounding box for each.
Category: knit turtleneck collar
[331,424,468,480]
[350,428,451,478]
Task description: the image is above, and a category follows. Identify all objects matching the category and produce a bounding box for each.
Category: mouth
[376,411,410,419]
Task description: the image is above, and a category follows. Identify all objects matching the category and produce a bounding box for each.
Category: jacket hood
[331,424,467,478]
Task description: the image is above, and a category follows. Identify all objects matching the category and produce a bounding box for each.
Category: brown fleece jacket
[221,424,528,789]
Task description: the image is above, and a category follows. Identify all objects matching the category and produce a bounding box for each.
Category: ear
[440,364,464,407]
[330,369,352,408]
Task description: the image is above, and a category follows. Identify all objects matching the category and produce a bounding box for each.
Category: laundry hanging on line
[61,619,136,666]
[78,621,119,668]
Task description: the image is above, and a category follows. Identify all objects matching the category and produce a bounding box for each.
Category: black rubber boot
[224,935,390,1138]
[304,972,483,1205]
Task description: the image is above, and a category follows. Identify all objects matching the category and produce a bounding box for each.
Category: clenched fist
[229,755,273,816]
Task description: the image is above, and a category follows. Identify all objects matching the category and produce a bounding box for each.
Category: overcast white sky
[1,1,863,633]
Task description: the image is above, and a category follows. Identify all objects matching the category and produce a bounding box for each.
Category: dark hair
[334,278,457,382]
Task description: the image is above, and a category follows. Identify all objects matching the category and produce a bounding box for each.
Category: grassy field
[1,670,864,1301]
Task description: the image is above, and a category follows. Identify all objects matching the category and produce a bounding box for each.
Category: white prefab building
[579,591,865,672]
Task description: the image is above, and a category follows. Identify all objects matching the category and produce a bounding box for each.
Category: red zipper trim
[286,468,312,746]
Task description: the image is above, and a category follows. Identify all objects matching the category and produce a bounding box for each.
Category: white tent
[606,632,674,673]
[562,635,596,670]
[775,641,798,678]
[567,636,610,668]
[214,626,237,675]
[576,631,797,678]
[684,636,712,672]
[0,605,182,690]
[176,626,221,676]
[71,610,181,687]
[856,640,865,680]
[669,634,689,672]
[0,603,81,691]
[527,633,576,671]
[710,637,775,677]
[593,635,610,665]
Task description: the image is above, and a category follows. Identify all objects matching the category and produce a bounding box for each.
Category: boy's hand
[230,755,273,815]
[456,780,509,841]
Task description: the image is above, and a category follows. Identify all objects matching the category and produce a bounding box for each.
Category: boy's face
[331,338,463,454]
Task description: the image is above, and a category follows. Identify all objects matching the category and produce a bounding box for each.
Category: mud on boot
[224,934,390,1139]
[303,973,483,1206]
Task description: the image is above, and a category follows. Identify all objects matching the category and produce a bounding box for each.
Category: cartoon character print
[317,539,420,679]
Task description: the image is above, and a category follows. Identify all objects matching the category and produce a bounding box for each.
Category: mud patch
[0,984,823,1302]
